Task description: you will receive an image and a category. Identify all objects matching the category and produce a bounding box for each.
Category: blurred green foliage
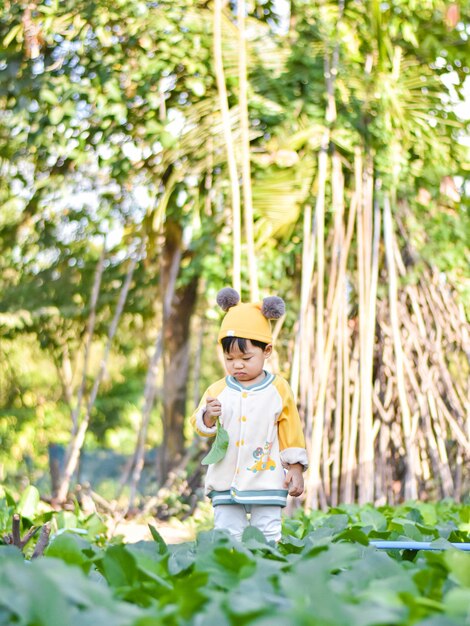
[0,494,469,625]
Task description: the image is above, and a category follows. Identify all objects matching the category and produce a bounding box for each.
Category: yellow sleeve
[190,378,226,438]
[274,376,309,469]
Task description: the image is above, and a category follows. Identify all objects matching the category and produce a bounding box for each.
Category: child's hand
[284,463,304,497]
[203,397,222,427]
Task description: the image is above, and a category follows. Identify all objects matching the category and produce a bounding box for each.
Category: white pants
[213,504,282,542]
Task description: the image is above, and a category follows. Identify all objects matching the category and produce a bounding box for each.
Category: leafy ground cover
[0,489,469,626]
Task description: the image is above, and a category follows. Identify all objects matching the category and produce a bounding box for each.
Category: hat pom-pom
[261,296,285,319]
[217,287,240,311]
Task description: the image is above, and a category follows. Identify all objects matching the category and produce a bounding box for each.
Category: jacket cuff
[280,448,309,471]
[196,409,217,437]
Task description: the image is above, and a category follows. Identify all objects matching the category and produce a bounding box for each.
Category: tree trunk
[160,275,199,483]
[125,232,180,508]
[158,221,199,483]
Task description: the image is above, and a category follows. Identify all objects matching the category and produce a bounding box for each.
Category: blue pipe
[369,540,470,551]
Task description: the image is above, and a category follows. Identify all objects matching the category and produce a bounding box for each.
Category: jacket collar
[226,371,275,392]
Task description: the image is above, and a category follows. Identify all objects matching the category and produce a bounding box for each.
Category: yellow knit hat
[216,288,285,344]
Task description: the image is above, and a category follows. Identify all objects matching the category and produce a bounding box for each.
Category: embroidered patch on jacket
[247,441,276,473]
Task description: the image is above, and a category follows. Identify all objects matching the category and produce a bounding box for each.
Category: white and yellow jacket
[191,372,308,507]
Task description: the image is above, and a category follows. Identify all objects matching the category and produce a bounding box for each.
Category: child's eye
[243,357,252,361]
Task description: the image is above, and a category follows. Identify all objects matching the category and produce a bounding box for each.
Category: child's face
[223,340,272,387]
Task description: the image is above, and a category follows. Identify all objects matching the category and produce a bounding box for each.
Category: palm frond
[252,156,316,246]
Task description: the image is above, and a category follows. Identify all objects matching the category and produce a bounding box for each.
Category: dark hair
[221,336,268,354]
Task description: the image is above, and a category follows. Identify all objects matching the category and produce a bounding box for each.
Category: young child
[191,287,308,542]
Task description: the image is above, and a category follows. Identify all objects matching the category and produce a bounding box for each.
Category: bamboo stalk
[299,204,315,409]
[290,318,301,405]
[378,418,391,504]
[354,152,370,503]
[358,179,380,504]
[70,244,106,435]
[326,153,344,312]
[427,389,454,496]
[237,0,258,301]
[454,452,463,502]
[339,289,352,496]
[192,311,205,409]
[322,393,332,503]
[383,196,417,500]
[314,138,328,398]
[304,301,316,444]
[307,191,357,507]
[213,0,241,293]
[331,308,343,507]
[343,352,360,503]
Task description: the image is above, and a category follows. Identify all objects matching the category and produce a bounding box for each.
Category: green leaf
[444,550,470,588]
[195,543,255,590]
[186,77,206,97]
[358,507,388,532]
[35,558,144,623]
[0,545,24,562]
[167,571,209,618]
[102,545,137,588]
[55,510,79,531]
[160,130,177,149]
[1,488,16,508]
[335,527,370,546]
[83,513,108,540]
[443,588,470,617]
[41,89,59,106]
[242,526,268,544]
[201,421,229,465]
[148,525,168,555]
[167,543,196,575]
[45,534,91,571]
[0,558,72,626]
[127,543,172,590]
[49,108,64,125]
[3,24,22,47]
[16,486,40,521]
